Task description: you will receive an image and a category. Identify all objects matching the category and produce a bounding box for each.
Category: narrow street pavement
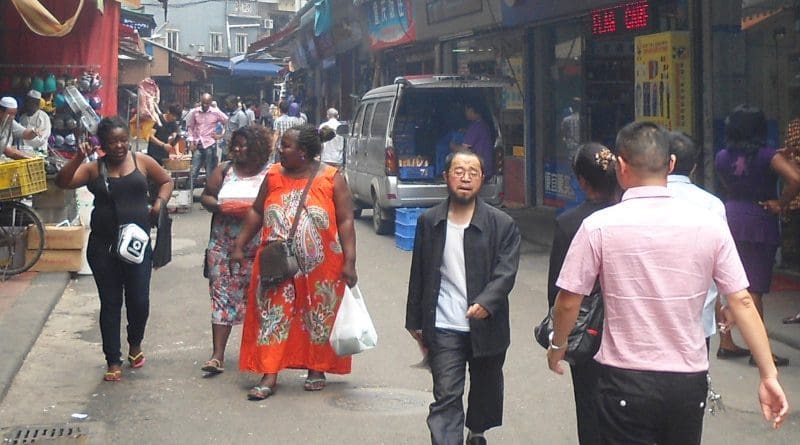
[1,206,799,444]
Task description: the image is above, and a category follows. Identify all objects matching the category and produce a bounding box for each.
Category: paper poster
[634,31,693,135]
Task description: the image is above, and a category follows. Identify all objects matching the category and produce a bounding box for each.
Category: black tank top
[87,152,150,240]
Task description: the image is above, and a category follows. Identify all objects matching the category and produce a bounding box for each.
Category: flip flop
[782,314,800,324]
[247,386,274,401]
[103,369,122,382]
[201,358,225,374]
[128,352,146,369]
[303,378,326,391]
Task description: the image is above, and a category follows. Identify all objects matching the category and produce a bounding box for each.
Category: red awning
[247,24,298,56]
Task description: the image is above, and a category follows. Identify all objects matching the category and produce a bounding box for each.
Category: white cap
[327,108,339,119]
[0,97,18,109]
[27,90,42,100]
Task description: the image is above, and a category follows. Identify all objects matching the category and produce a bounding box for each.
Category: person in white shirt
[319,108,343,167]
[0,96,38,160]
[19,90,51,157]
[245,102,257,126]
[667,131,751,359]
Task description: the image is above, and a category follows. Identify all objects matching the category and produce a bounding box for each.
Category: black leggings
[87,235,152,366]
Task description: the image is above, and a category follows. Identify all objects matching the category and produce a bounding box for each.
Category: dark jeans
[571,359,601,445]
[191,144,218,182]
[596,365,708,445]
[87,235,152,366]
[427,329,505,445]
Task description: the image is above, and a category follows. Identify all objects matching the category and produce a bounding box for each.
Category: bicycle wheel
[0,201,45,276]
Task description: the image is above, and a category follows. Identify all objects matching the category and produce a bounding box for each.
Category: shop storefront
[509,0,692,209]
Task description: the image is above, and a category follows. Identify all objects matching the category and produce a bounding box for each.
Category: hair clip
[595,148,616,171]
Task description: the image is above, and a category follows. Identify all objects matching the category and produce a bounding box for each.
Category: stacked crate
[27,225,86,272]
[395,208,424,251]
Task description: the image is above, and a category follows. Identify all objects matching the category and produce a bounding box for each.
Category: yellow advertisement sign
[634,31,693,135]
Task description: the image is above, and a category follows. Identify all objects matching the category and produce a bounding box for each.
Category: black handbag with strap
[258,163,319,288]
[534,286,604,365]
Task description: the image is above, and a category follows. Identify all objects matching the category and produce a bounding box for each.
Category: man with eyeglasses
[406,149,521,445]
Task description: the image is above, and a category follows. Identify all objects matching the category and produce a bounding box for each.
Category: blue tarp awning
[231,60,281,77]
[204,59,281,77]
[205,59,230,69]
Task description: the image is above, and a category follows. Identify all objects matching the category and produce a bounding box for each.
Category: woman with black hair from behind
[715,104,800,367]
[546,143,618,445]
[55,116,174,382]
[233,124,358,400]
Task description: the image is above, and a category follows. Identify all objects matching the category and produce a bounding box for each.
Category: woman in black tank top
[55,116,173,382]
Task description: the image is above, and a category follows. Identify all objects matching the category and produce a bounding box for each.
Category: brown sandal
[201,358,224,374]
[103,369,122,382]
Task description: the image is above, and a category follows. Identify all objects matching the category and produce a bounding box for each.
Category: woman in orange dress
[232,124,358,400]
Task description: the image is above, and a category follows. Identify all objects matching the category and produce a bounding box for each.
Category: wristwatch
[548,332,566,351]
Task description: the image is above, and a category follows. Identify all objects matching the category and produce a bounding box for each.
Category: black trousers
[596,365,708,445]
[87,235,152,366]
[571,359,601,445]
[427,329,505,445]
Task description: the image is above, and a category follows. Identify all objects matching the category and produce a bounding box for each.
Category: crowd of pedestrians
[50,97,797,444]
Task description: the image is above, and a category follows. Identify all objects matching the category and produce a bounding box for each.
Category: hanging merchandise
[31,76,44,92]
[63,85,100,134]
[43,73,57,93]
[130,77,161,139]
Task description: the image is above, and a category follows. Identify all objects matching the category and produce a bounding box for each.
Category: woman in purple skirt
[715,105,800,366]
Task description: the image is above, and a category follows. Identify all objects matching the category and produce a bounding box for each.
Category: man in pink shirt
[548,122,788,444]
[186,93,228,184]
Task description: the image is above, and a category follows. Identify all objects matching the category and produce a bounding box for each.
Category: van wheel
[372,196,394,235]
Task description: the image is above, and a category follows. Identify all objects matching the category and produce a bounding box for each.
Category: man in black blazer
[406,149,521,445]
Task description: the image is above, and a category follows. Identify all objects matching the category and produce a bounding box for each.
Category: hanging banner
[366,0,416,51]
[634,31,693,135]
[502,56,524,111]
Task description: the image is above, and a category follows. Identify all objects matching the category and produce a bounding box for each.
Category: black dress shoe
[466,436,487,445]
[716,347,751,359]
[750,355,789,367]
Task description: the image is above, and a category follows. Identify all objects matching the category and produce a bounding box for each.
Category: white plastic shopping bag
[330,285,378,356]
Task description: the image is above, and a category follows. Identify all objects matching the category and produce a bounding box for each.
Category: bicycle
[0,157,48,278]
[0,199,45,277]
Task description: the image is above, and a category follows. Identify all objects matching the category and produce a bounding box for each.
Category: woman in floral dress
[232,124,357,400]
[200,125,272,374]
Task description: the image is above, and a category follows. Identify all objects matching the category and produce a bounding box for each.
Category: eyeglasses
[448,168,483,179]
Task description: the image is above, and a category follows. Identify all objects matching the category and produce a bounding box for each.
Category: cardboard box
[27,249,82,272]
[164,158,191,171]
[27,225,86,250]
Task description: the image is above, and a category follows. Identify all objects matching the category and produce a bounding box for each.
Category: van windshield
[393,88,498,181]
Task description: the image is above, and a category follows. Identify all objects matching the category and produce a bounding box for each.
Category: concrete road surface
[0,206,799,444]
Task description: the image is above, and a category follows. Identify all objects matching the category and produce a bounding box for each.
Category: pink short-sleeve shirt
[556,186,749,373]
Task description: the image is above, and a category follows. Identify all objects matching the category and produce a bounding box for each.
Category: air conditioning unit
[262,19,274,29]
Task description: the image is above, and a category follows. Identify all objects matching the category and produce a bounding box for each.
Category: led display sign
[591,0,650,36]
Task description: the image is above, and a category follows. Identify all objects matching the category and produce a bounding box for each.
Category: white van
[339,75,507,234]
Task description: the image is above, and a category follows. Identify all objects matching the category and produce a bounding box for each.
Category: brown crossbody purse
[259,164,319,288]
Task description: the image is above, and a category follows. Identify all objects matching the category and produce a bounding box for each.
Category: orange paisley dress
[239,164,351,375]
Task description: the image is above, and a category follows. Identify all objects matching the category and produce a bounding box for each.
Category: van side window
[370,101,391,138]
[362,103,375,137]
[351,106,365,137]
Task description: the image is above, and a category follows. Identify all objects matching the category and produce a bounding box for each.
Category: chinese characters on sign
[544,162,580,209]
[591,0,650,36]
[634,31,694,135]
[366,0,416,50]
